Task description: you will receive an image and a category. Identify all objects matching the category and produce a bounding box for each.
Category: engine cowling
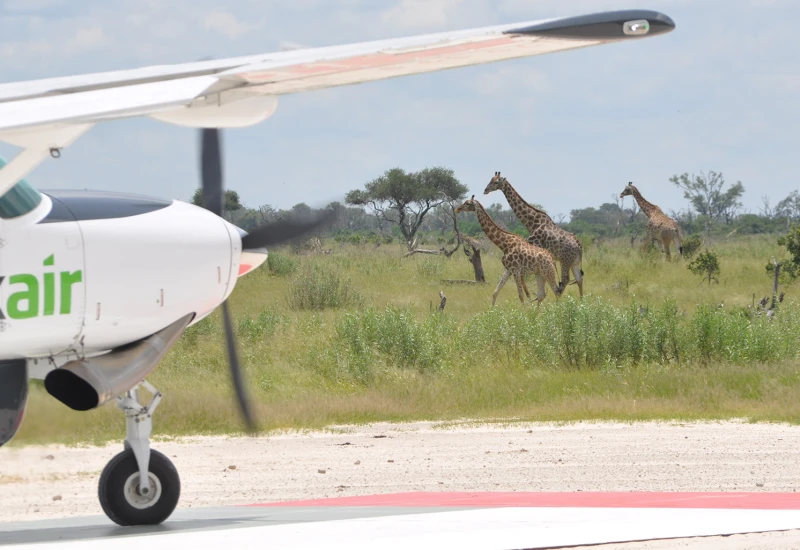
[44,313,192,411]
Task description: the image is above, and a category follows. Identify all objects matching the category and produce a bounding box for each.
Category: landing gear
[98,381,180,526]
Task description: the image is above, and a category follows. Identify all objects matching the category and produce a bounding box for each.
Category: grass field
[14,234,800,445]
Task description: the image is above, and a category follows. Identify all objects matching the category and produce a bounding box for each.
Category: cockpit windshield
[0,157,43,219]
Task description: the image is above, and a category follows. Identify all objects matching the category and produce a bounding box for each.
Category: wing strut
[0,124,93,197]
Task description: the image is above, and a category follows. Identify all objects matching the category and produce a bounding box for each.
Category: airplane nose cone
[234,226,268,277]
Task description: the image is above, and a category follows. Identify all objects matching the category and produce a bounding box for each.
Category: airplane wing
[0,9,674,197]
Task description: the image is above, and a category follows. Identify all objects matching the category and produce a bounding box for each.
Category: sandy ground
[3,420,800,548]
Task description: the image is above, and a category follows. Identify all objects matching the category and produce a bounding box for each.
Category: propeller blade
[241,210,337,249]
[221,301,256,432]
[199,127,256,432]
[200,128,223,217]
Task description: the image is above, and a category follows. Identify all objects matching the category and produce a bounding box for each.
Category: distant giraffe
[620,182,683,260]
[454,196,563,306]
[484,172,584,297]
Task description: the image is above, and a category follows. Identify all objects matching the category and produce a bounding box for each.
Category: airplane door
[0,195,85,359]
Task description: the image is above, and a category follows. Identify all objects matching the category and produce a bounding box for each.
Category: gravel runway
[3,420,800,548]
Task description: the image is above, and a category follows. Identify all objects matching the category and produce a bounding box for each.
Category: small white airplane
[0,9,674,526]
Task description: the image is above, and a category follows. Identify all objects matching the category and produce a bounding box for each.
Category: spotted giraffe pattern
[620,182,683,260]
[454,196,563,306]
[484,172,584,297]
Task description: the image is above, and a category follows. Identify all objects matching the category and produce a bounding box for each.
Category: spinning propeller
[198,128,335,432]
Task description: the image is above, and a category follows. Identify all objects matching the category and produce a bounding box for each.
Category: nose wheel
[99,448,180,525]
[99,381,180,526]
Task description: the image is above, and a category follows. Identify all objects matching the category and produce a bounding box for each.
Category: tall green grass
[307,297,800,387]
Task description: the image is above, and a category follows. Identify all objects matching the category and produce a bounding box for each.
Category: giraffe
[484,171,584,297]
[454,196,563,306]
[619,182,683,260]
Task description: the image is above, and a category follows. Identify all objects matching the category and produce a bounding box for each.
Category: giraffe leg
[536,275,547,306]
[572,263,584,298]
[559,260,570,295]
[492,269,511,307]
[513,273,526,304]
[662,237,672,261]
[521,276,531,299]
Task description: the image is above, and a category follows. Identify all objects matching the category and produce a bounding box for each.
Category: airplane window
[0,179,43,218]
[0,155,43,219]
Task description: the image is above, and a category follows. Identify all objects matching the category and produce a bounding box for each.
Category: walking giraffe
[454,196,563,306]
[620,182,683,260]
[484,171,584,297]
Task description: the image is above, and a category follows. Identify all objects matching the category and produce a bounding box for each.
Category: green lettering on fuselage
[7,274,39,319]
[59,270,82,315]
[0,255,83,320]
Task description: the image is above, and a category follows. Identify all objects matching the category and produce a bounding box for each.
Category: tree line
[191,168,800,245]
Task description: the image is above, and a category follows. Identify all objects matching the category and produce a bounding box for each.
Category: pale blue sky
[0,0,798,220]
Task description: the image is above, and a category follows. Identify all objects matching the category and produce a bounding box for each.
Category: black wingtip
[506,9,675,40]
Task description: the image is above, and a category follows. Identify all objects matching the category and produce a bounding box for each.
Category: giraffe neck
[630,187,660,219]
[500,181,552,230]
[473,201,514,252]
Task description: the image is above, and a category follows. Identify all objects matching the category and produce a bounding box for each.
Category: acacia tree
[776,190,800,222]
[345,167,468,250]
[191,188,243,211]
[669,171,744,225]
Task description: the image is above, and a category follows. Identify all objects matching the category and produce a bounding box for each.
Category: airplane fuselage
[0,189,256,370]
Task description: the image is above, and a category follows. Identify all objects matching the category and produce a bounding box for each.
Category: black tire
[98,449,180,526]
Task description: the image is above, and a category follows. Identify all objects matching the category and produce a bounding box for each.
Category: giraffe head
[620,182,637,198]
[454,195,478,214]
[483,171,507,195]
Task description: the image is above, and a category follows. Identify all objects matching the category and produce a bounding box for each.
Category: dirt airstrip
[3,420,800,548]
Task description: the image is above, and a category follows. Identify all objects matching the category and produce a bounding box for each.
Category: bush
[287,264,363,310]
[237,308,287,341]
[769,225,800,280]
[267,251,297,276]
[313,307,456,384]
[681,234,702,259]
[687,251,720,285]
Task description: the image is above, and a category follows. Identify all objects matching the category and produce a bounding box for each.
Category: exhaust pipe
[44,314,193,411]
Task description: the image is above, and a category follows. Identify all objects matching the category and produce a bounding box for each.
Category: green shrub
[287,264,363,310]
[267,251,297,276]
[237,308,287,341]
[681,234,702,259]
[688,251,721,285]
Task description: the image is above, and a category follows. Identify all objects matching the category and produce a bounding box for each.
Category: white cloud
[473,66,552,97]
[3,0,64,12]
[0,38,51,58]
[65,26,108,55]
[381,0,466,30]
[204,11,258,40]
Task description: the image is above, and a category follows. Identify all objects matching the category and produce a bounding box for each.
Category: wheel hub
[123,472,162,509]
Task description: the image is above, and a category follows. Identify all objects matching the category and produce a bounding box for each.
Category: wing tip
[505,9,675,41]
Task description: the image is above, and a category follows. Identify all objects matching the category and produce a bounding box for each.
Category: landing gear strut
[98,381,180,526]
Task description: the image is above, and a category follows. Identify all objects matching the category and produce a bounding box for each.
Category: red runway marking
[246,492,800,510]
